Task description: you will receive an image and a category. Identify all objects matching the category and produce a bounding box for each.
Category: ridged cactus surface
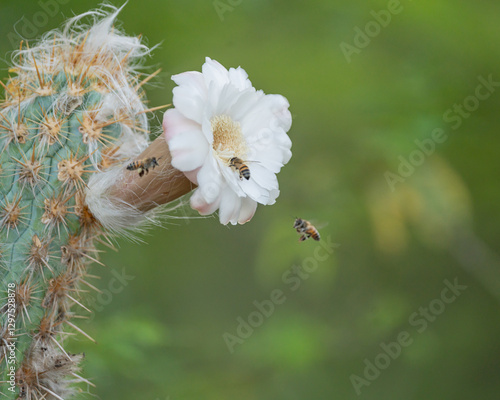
[0,9,151,399]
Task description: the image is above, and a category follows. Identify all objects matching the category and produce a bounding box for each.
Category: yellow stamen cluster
[211,114,247,161]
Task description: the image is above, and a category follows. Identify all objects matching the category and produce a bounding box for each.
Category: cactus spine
[0,7,156,398]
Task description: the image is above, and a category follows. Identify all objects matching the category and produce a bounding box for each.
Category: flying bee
[294,218,320,242]
[229,157,251,180]
[126,157,160,177]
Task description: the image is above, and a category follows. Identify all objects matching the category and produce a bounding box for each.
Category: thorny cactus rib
[0,7,191,399]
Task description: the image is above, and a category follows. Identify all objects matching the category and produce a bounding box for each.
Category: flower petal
[218,187,242,225]
[163,108,201,142]
[168,129,209,172]
[267,189,280,205]
[238,197,258,224]
[227,89,260,122]
[228,66,252,90]
[184,168,200,184]
[219,161,246,198]
[190,188,221,215]
[240,93,292,138]
[266,94,292,131]
[171,71,209,124]
[196,156,223,203]
[202,57,230,86]
[249,163,279,192]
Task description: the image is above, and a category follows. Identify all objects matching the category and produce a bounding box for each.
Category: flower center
[211,115,247,161]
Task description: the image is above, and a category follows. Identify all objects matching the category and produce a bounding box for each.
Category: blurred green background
[1,0,500,399]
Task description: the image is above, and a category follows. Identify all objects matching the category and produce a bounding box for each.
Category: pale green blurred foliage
[367,156,472,254]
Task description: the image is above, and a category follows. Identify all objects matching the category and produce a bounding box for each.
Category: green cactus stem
[0,6,191,399]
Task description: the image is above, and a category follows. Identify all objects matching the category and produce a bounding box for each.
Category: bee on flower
[163,57,292,225]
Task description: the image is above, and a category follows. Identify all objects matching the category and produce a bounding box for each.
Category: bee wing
[294,219,328,231]
[313,221,329,230]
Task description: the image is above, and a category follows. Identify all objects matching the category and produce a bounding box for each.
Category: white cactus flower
[163,57,292,225]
